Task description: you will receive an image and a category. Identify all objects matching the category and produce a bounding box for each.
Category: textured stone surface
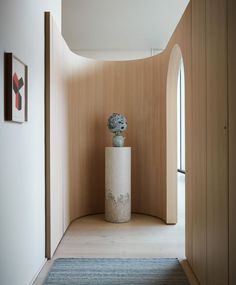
[105,147,131,223]
[107,113,128,134]
[105,191,130,223]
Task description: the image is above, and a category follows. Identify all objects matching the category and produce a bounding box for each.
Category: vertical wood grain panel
[228,0,236,283]
[158,54,168,221]
[191,0,207,283]
[71,57,166,218]
[206,0,228,284]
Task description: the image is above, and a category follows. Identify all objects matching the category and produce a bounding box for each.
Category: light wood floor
[34,174,199,284]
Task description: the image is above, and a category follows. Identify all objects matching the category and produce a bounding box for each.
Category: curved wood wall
[46,0,235,284]
[45,14,165,256]
[68,57,167,220]
[46,14,172,240]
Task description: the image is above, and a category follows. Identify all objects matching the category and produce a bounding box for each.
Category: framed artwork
[4,53,28,123]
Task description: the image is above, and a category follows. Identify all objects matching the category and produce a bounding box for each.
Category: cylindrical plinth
[105,147,131,223]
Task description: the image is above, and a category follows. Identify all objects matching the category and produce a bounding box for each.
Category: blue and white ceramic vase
[113,135,125,147]
[107,113,128,147]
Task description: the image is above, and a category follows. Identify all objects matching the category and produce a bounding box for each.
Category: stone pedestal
[105,147,131,223]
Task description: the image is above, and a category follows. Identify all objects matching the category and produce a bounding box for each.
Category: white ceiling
[62,0,189,60]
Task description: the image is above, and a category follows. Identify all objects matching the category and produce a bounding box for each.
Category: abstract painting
[4,53,28,123]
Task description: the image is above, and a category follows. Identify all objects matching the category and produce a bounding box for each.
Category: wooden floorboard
[34,174,199,285]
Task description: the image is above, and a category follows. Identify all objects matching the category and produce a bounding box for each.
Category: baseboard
[29,258,47,285]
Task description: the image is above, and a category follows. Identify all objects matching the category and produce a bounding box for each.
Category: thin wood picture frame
[4,53,28,123]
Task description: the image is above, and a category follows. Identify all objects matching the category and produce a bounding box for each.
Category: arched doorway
[166,44,185,224]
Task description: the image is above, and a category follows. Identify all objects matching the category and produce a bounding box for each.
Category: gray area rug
[43,258,190,285]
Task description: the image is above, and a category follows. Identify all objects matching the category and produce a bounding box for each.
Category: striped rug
[43,258,190,285]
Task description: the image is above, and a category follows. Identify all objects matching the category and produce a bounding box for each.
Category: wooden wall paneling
[90,63,107,213]
[74,62,92,216]
[228,0,236,283]
[130,58,161,217]
[158,53,168,221]
[206,0,228,284]
[150,56,164,218]
[124,60,140,213]
[74,60,105,216]
[69,65,84,220]
[67,55,167,220]
[65,59,75,222]
[125,60,144,213]
[61,35,75,232]
[133,60,150,214]
[153,55,166,219]
[191,0,207,284]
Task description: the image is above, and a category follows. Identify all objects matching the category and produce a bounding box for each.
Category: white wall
[0,1,61,285]
[62,0,189,60]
